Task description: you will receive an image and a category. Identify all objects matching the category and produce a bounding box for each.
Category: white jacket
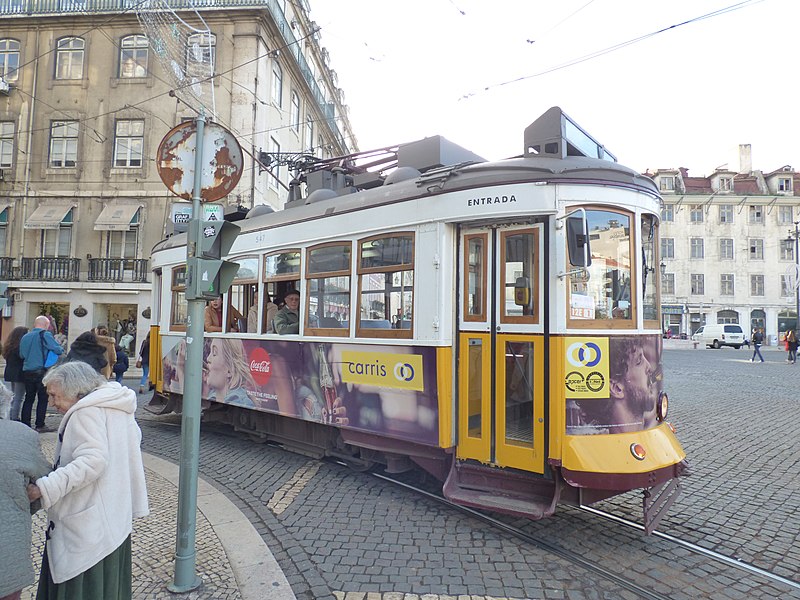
[35,382,149,583]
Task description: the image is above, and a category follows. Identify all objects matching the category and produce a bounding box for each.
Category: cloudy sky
[308,0,795,176]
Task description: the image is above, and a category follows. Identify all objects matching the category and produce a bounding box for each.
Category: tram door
[457,224,545,473]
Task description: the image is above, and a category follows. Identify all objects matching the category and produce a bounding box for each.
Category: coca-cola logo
[249,347,272,386]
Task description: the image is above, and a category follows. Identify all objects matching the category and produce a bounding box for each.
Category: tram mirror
[566,214,592,268]
[514,277,531,306]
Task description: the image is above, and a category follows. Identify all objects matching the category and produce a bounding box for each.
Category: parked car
[692,324,745,349]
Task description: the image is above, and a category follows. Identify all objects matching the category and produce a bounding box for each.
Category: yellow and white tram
[148,107,687,532]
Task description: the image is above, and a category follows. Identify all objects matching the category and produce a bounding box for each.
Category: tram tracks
[373,471,800,600]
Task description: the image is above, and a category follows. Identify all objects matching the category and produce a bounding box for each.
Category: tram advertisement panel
[161,338,439,446]
[565,334,662,435]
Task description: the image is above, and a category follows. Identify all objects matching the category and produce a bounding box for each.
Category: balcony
[19,258,81,281]
[88,258,149,283]
[0,257,13,279]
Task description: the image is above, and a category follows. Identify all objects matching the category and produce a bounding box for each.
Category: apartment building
[651,145,800,344]
[0,0,356,351]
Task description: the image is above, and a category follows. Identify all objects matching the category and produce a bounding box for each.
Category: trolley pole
[168,113,206,593]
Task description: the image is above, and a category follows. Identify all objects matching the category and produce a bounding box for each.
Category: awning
[94,202,140,231]
[24,204,73,229]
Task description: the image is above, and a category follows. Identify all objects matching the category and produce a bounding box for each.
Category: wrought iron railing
[88,258,149,282]
[0,0,346,146]
[0,257,13,279]
[19,257,81,281]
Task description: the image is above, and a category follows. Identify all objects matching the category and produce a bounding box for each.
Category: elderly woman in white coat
[0,418,51,600]
[26,362,149,600]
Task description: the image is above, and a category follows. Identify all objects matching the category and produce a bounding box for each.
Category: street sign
[156,121,244,202]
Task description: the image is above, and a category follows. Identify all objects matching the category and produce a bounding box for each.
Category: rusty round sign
[156,120,244,202]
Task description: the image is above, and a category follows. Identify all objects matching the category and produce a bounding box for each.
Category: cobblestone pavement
[131,346,800,600]
[21,437,241,600]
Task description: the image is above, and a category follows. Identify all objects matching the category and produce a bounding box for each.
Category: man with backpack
[18,315,63,432]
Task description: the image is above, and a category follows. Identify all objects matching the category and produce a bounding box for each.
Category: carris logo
[249,347,272,386]
[393,362,415,382]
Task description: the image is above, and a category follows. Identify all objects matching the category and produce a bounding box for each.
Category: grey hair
[43,361,107,400]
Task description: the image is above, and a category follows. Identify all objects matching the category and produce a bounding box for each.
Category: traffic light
[0,282,7,309]
[186,219,241,300]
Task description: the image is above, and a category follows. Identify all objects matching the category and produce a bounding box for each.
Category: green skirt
[36,535,132,600]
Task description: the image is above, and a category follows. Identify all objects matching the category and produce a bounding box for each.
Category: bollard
[693,341,698,349]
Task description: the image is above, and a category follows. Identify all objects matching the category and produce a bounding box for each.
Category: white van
[692,324,745,349]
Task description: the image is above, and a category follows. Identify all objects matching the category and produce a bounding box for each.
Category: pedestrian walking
[64,332,109,375]
[786,329,798,364]
[0,418,51,600]
[750,328,765,363]
[93,326,117,380]
[19,316,63,432]
[26,362,149,600]
[3,326,29,422]
[137,332,150,395]
[113,344,129,384]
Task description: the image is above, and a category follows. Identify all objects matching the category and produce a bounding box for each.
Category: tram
[148,107,688,533]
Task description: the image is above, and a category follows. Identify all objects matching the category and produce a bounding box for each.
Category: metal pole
[168,113,206,593]
[795,221,799,329]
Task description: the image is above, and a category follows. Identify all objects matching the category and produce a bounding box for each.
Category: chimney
[739,144,752,174]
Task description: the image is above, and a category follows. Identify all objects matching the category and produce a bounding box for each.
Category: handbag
[135,359,142,368]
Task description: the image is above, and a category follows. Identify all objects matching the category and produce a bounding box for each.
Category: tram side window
[357,233,414,338]
[170,265,188,330]
[227,256,259,333]
[264,249,302,333]
[306,243,351,336]
[568,208,634,327]
[641,214,660,327]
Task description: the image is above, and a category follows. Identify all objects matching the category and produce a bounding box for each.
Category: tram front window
[568,209,633,324]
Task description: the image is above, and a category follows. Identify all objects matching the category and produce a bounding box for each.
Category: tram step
[443,461,558,520]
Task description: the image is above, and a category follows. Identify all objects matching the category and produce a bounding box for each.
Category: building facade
[651,145,800,345]
[0,0,356,351]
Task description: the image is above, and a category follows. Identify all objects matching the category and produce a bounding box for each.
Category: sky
[308,0,797,177]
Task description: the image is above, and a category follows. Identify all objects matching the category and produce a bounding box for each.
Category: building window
[719,204,734,223]
[0,207,8,253]
[662,273,675,295]
[690,274,704,295]
[782,275,792,297]
[0,39,20,82]
[659,176,675,191]
[690,237,704,259]
[718,176,732,191]
[305,117,313,152]
[779,177,793,193]
[780,239,794,261]
[720,274,734,296]
[0,121,14,168]
[269,137,280,188]
[113,120,144,168]
[749,205,764,224]
[720,238,734,260]
[661,238,674,259]
[106,216,139,259]
[661,204,674,222]
[290,92,300,132]
[749,238,763,260]
[186,32,215,78]
[690,205,703,223]
[717,309,739,324]
[779,205,793,224]
[271,60,283,106]
[119,34,148,78]
[42,209,73,258]
[49,121,78,168]
[55,37,84,80]
[750,274,764,296]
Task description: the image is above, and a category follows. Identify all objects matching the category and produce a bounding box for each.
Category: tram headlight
[657,390,669,422]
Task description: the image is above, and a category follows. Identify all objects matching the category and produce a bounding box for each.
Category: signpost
[156,115,243,592]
